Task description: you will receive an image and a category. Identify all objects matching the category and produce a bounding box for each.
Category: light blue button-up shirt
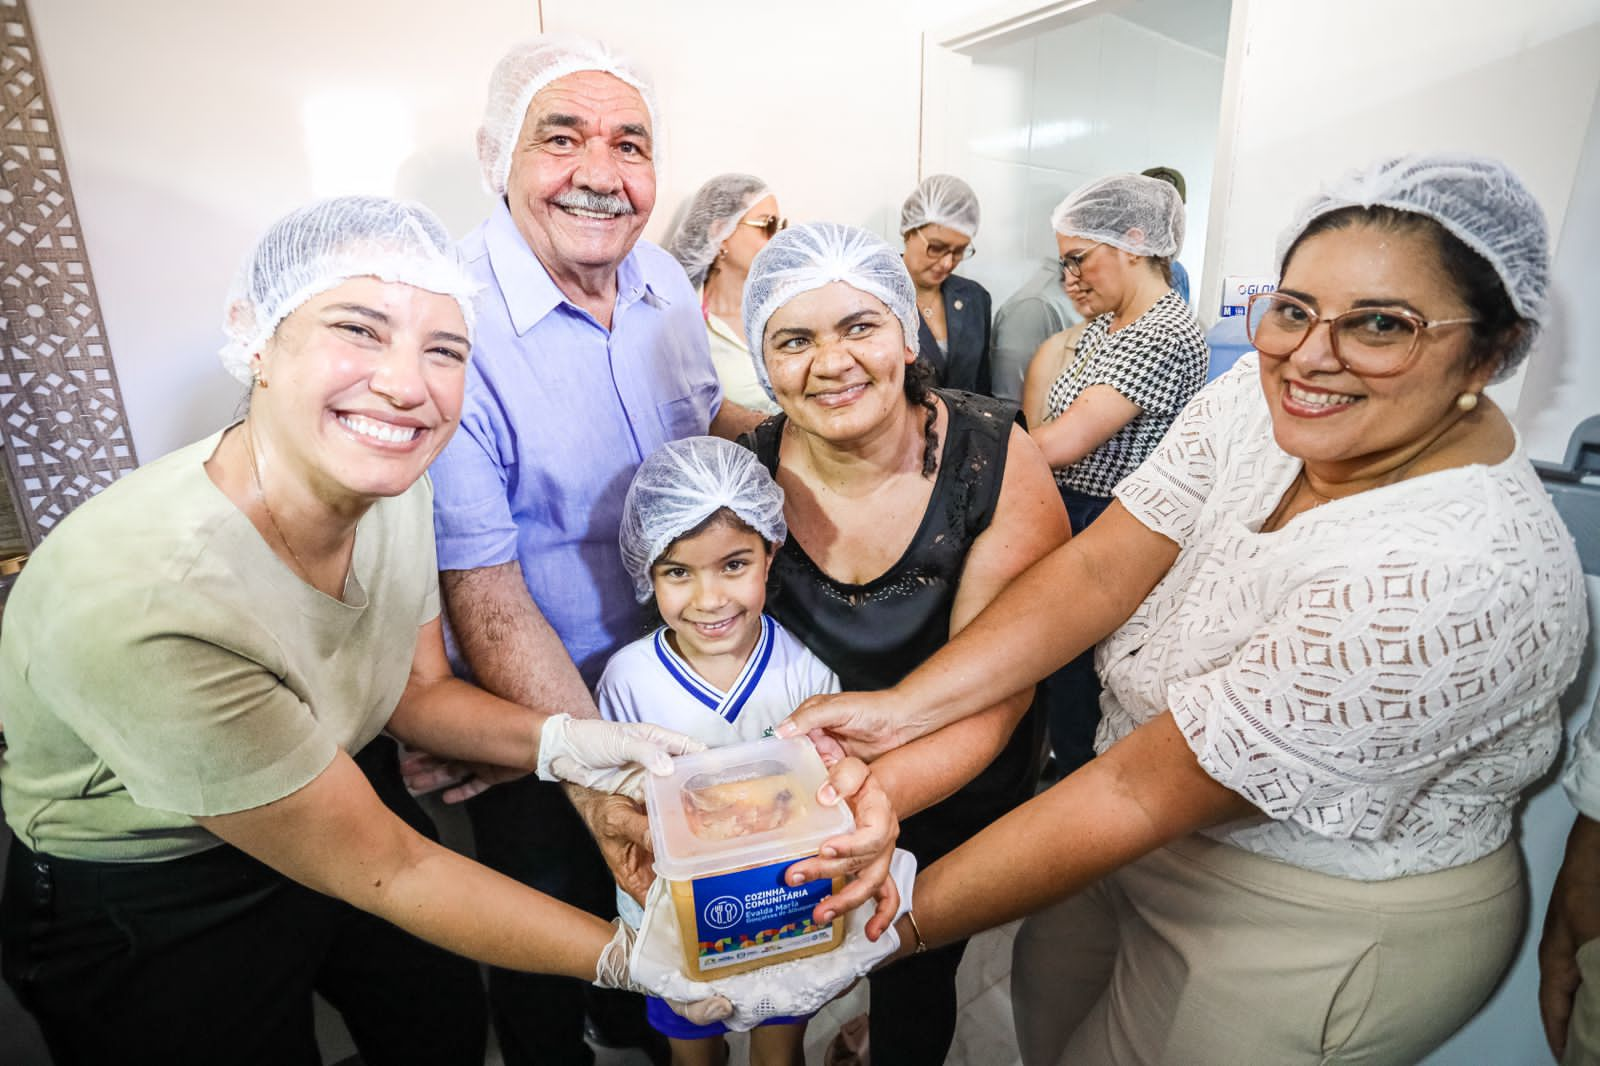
[430,201,722,687]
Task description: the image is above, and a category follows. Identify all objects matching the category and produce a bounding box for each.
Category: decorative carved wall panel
[0,0,137,553]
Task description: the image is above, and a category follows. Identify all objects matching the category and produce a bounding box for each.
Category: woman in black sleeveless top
[739,222,1068,1065]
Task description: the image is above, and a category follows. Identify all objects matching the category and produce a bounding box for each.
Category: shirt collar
[484,199,673,336]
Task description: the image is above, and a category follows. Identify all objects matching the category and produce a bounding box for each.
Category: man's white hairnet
[1050,173,1184,258]
[1274,153,1549,380]
[741,222,920,401]
[619,436,787,603]
[477,34,660,197]
[219,195,478,386]
[900,174,981,239]
[666,173,771,289]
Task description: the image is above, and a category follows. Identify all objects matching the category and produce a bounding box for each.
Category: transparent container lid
[644,736,854,881]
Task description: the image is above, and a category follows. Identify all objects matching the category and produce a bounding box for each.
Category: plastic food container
[644,736,854,979]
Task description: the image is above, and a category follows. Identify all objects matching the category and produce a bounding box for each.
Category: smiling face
[1263,222,1495,478]
[250,276,469,507]
[652,514,774,673]
[504,70,656,278]
[902,223,970,289]
[761,282,917,446]
[719,194,780,276]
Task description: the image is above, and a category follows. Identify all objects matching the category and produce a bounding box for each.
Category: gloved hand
[537,715,705,798]
[627,848,918,1032]
[595,918,733,1026]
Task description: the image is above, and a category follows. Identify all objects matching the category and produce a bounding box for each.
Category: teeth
[563,206,615,220]
[1287,382,1358,409]
[339,413,421,444]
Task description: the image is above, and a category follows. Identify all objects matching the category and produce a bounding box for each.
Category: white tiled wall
[948,10,1227,313]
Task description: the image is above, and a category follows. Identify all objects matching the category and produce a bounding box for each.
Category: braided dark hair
[903,357,940,477]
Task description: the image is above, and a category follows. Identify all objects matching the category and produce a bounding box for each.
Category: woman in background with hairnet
[1029,174,1208,776]
[742,221,1069,1064]
[668,174,787,414]
[0,195,727,1066]
[784,154,1587,1064]
[899,175,994,395]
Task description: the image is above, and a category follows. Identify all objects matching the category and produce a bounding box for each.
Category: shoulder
[949,274,991,305]
[939,388,1015,439]
[596,631,665,694]
[631,240,697,301]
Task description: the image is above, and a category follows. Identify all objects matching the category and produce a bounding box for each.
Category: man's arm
[710,400,766,441]
[439,559,655,897]
[440,560,595,717]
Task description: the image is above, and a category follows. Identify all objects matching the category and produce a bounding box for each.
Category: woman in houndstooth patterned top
[780,154,1588,1065]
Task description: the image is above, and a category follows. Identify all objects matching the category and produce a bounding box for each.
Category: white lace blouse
[1101,355,1589,880]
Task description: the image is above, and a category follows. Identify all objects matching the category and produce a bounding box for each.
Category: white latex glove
[537,714,705,798]
[595,918,734,1026]
[628,848,918,1032]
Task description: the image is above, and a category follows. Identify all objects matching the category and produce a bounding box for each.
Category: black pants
[1043,488,1114,775]
[0,737,486,1066]
[464,775,656,1066]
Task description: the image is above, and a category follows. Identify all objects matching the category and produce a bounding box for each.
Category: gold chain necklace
[242,422,314,583]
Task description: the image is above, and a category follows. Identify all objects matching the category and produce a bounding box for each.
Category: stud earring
[253,367,268,390]
[1456,391,1479,412]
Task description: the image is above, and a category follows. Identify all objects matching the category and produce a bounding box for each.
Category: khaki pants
[1012,835,1521,1066]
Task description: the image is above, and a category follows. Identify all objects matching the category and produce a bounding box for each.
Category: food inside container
[644,736,854,979]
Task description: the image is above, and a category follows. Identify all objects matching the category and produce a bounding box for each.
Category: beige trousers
[1011,835,1522,1066]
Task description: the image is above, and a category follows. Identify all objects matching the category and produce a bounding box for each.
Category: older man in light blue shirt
[424,35,761,1066]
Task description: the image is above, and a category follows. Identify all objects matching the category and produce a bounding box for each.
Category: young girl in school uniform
[599,435,839,1066]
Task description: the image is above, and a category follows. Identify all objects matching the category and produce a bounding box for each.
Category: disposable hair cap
[666,173,771,289]
[1050,173,1184,258]
[619,436,787,603]
[900,174,981,239]
[477,33,660,196]
[219,195,478,386]
[742,222,920,401]
[1274,153,1550,380]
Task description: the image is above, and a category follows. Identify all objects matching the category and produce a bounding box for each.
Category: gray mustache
[553,189,635,216]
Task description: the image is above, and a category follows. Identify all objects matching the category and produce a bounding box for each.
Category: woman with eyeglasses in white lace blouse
[774,154,1588,1065]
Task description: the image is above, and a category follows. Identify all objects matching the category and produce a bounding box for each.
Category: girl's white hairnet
[1274,153,1550,380]
[741,222,920,401]
[900,174,981,239]
[619,436,787,603]
[1050,173,1184,258]
[666,174,771,289]
[219,195,478,386]
[477,34,660,197]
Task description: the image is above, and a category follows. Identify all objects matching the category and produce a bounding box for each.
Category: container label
[1219,275,1277,318]
[690,858,831,973]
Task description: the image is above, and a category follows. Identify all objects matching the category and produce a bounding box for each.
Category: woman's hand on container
[594,918,733,1025]
[571,787,658,905]
[777,689,918,762]
[784,754,902,939]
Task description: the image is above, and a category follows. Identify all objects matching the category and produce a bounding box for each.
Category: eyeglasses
[1058,244,1103,279]
[1244,291,1477,378]
[917,231,975,263]
[741,215,788,239]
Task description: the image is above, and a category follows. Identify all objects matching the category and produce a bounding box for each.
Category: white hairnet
[1274,153,1549,380]
[219,195,478,386]
[478,33,660,196]
[900,174,981,239]
[741,222,920,400]
[619,436,787,602]
[1050,173,1184,258]
[666,173,771,288]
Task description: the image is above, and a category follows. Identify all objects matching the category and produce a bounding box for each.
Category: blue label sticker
[689,858,832,972]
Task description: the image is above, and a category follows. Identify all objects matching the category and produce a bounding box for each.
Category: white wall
[30,0,995,464]
[950,9,1226,307]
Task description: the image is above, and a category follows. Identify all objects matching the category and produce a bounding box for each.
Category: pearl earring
[253,367,268,390]
[1456,391,1479,412]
